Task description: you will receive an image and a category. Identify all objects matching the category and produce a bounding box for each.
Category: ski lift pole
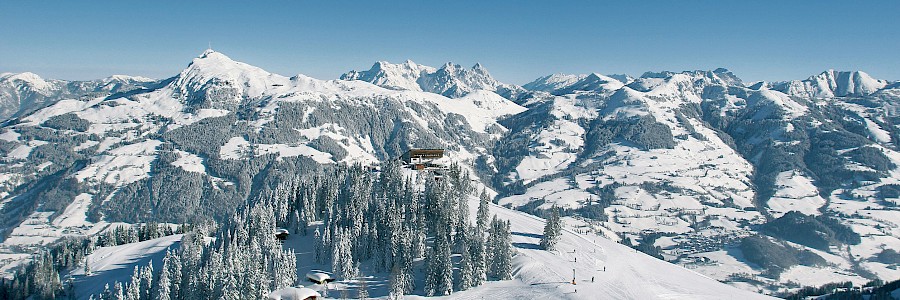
[568,249,577,285]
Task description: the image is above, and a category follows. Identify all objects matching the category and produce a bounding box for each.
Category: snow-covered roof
[305,270,333,283]
[267,287,320,300]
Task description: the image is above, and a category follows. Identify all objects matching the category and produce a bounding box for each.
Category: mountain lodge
[401,148,446,170]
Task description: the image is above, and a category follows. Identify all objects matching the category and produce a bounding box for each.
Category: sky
[1,1,898,85]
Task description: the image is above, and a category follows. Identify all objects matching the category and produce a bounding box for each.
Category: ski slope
[466,201,774,300]
[70,234,182,299]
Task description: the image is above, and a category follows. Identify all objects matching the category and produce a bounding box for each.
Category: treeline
[782,278,900,300]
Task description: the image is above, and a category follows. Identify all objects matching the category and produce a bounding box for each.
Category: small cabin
[401,149,446,170]
[306,270,334,284]
[275,228,290,241]
[267,287,321,300]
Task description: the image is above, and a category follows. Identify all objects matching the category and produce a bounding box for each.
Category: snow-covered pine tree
[388,264,406,300]
[540,205,562,251]
[155,252,172,300]
[476,190,490,233]
[488,216,513,280]
[101,283,113,300]
[114,281,125,300]
[167,251,182,300]
[314,227,324,263]
[290,210,302,234]
[470,227,486,286]
[139,263,153,300]
[332,228,358,280]
[424,233,453,296]
[125,266,141,300]
[458,233,475,291]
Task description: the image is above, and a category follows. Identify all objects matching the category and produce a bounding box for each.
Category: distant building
[401,149,446,170]
[275,228,290,241]
[306,270,334,284]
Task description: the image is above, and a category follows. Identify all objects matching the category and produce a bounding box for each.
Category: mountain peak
[199,48,218,58]
[1,72,52,91]
[772,69,888,98]
[173,50,287,104]
[341,60,521,99]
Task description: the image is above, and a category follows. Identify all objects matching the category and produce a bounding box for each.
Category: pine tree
[83,255,91,276]
[458,235,475,291]
[290,210,302,234]
[424,234,453,296]
[168,252,182,300]
[155,252,172,300]
[540,205,562,251]
[470,230,486,286]
[488,216,513,280]
[125,266,141,300]
[332,229,357,280]
[113,281,125,300]
[388,263,409,300]
[314,228,324,263]
[140,263,153,300]
[476,190,490,233]
[101,283,113,300]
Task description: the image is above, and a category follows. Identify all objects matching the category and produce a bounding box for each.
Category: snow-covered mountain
[772,70,889,98]
[341,60,526,100]
[1,51,899,297]
[494,67,900,294]
[0,50,524,263]
[0,72,156,121]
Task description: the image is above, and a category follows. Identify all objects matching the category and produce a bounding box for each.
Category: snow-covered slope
[471,201,773,300]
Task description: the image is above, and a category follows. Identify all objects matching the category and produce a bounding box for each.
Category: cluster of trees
[0,223,185,300]
[270,160,513,297]
[3,155,519,299]
[95,223,188,248]
[762,211,861,251]
[739,235,825,276]
[782,278,900,300]
[540,205,562,251]
[95,203,297,300]
[88,161,514,299]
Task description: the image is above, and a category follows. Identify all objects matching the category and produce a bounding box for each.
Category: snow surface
[70,234,182,299]
[75,139,162,185]
[470,199,773,299]
[766,171,826,218]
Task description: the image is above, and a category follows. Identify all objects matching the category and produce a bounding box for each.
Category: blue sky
[1,1,897,84]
